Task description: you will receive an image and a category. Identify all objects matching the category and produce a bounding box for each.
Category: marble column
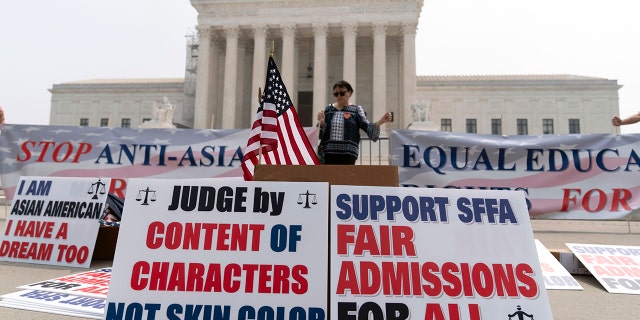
[251,24,268,116]
[372,21,387,120]
[281,24,297,106]
[342,22,358,103]
[401,22,418,129]
[312,23,328,114]
[221,25,239,129]
[194,25,213,129]
[236,36,248,128]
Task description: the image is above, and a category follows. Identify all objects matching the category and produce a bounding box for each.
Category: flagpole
[258,87,263,164]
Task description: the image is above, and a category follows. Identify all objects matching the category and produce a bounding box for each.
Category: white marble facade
[190,0,421,130]
[49,0,621,135]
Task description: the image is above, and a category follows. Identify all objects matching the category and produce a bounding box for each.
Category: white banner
[0,176,110,267]
[0,124,318,201]
[330,185,553,319]
[392,130,640,219]
[105,179,329,320]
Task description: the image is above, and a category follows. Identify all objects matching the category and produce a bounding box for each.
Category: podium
[253,164,398,187]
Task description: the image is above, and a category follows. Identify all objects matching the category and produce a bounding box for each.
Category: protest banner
[0,176,110,267]
[0,125,318,201]
[105,178,329,320]
[392,130,640,219]
[567,243,640,294]
[330,185,553,319]
[535,239,583,290]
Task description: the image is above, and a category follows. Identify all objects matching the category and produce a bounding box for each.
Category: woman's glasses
[333,91,347,97]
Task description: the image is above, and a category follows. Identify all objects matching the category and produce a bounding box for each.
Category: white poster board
[567,243,640,294]
[0,290,104,319]
[105,179,329,319]
[535,239,583,290]
[330,185,553,319]
[18,267,111,299]
[0,176,110,267]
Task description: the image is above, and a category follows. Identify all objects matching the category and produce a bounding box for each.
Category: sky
[2,0,639,132]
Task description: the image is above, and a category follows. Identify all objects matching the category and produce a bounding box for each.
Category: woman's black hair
[333,80,353,93]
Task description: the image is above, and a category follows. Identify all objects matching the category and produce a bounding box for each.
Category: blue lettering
[402,144,421,168]
[457,198,517,224]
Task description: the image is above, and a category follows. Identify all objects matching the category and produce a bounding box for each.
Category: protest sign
[18,267,111,299]
[535,239,583,290]
[0,290,104,319]
[105,178,329,320]
[0,176,110,267]
[330,185,553,319]
[567,243,640,294]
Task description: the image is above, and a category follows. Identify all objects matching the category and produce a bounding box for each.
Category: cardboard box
[254,164,399,187]
[92,225,119,260]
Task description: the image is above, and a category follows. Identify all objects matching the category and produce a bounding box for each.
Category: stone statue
[140,97,176,128]
[411,100,430,123]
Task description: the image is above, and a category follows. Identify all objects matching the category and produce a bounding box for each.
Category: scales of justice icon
[297,190,317,208]
[136,187,157,205]
[87,178,106,200]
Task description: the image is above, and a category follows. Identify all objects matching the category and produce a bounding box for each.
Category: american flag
[241,57,319,180]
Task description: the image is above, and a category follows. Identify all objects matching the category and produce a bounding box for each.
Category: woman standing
[317,80,393,165]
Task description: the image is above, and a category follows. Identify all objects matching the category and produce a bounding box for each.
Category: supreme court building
[49,0,621,135]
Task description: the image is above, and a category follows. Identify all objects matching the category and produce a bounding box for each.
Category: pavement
[0,217,639,319]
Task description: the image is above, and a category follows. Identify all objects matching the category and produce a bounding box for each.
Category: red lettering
[73,143,92,162]
[223,263,241,292]
[108,178,127,199]
[561,188,633,212]
[146,221,164,249]
[515,263,537,298]
[13,220,55,238]
[291,265,308,294]
[52,142,74,162]
[337,224,416,256]
[16,141,94,163]
[36,141,57,162]
[336,261,360,295]
[17,141,36,161]
[145,222,262,251]
[131,261,150,290]
[421,262,442,296]
[441,262,462,297]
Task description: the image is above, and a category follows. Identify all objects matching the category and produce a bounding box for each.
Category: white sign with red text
[535,239,583,290]
[105,179,329,320]
[567,243,640,294]
[18,267,112,299]
[0,176,110,268]
[331,185,553,320]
